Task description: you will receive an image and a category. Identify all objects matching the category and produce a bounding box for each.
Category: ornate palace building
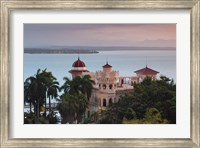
[69,57,159,117]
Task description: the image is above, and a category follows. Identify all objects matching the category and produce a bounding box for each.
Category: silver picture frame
[0,0,199,147]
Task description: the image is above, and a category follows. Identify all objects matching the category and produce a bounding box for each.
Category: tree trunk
[34,104,37,123]
[77,114,83,124]
[36,99,40,123]
[34,104,36,115]
[29,99,32,114]
[44,97,47,115]
[49,96,51,112]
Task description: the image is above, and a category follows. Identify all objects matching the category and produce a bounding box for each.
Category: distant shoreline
[24,49,99,54]
[24,46,176,54]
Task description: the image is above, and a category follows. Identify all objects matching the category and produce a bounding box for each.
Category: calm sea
[24,50,176,85]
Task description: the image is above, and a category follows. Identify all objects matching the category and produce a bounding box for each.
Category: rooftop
[134,66,159,75]
[103,62,112,68]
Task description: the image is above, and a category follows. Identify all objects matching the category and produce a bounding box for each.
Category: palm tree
[33,69,46,121]
[24,81,32,113]
[24,69,44,122]
[59,75,94,123]
[60,76,81,95]
[75,93,88,123]
[61,75,94,99]
[57,94,78,123]
[24,76,44,115]
[57,93,88,124]
[60,77,72,94]
[39,69,59,114]
[24,69,59,123]
[47,81,59,112]
[79,75,95,100]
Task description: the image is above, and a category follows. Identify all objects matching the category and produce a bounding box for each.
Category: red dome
[72,57,86,67]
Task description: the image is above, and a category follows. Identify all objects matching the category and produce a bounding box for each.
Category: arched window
[109,98,112,106]
[121,79,124,84]
[103,99,106,107]
[109,84,113,90]
[103,84,106,89]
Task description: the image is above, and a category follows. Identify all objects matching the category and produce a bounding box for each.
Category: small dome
[72,57,86,67]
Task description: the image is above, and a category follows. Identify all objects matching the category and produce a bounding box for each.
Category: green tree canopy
[58,75,94,123]
[24,69,59,123]
[98,76,176,124]
[57,93,88,124]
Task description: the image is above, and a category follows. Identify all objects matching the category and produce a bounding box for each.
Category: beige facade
[69,58,159,117]
[82,62,136,116]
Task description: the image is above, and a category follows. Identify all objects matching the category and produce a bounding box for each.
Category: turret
[69,57,89,79]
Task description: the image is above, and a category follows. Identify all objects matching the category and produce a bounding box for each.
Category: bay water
[24,50,176,86]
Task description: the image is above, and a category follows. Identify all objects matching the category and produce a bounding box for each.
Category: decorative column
[106,84,109,90]
[98,98,101,107]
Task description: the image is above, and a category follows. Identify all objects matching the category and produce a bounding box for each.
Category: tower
[102,61,112,73]
[69,57,89,79]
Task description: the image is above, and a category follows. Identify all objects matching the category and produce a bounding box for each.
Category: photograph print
[24,24,176,124]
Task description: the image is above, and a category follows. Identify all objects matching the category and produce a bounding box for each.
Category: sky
[24,24,176,48]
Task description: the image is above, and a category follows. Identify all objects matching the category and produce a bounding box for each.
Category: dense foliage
[24,69,94,124]
[57,93,88,123]
[99,76,176,124]
[24,69,59,123]
[57,75,95,123]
